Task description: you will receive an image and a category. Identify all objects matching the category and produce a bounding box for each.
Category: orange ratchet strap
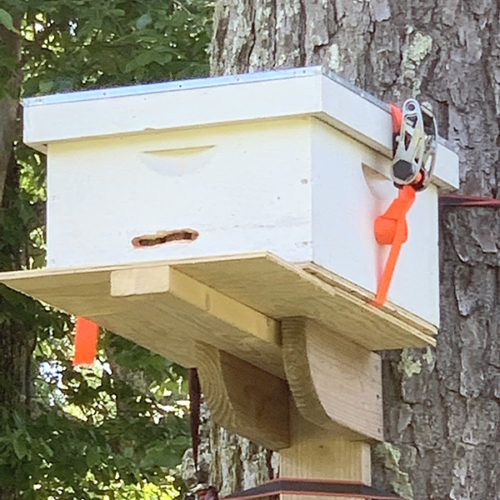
[389,103,403,140]
[372,103,421,306]
[372,184,416,306]
[73,316,99,365]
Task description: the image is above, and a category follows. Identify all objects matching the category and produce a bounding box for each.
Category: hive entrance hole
[132,228,199,247]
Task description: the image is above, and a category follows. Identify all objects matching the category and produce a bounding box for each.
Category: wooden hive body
[25,67,458,327]
[2,67,459,453]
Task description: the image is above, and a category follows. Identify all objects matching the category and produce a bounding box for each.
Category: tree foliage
[0,0,213,497]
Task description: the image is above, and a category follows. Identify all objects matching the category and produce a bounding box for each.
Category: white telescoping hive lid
[23,66,458,190]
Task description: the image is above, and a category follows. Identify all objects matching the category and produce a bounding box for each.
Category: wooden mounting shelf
[0,251,433,447]
[0,252,435,374]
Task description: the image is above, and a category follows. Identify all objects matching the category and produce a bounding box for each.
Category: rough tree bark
[182,1,499,499]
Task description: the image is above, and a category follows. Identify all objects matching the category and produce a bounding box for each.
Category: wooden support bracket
[0,254,392,495]
[195,316,383,456]
[196,342,290,450]
[282,317,383,442]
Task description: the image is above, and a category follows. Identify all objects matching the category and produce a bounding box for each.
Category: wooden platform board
[0,252,436,378]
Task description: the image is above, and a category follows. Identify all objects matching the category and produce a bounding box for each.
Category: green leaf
[39,440,54,458]
[85,447,100,468]
[38,80,54,94]
[140,440,186,469]
[12,431,28,460]
[0,8,16,33]
[136,13,152,30]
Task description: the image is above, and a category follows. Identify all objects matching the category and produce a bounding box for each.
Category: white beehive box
[0,67,460,448]
[22,66,458,330]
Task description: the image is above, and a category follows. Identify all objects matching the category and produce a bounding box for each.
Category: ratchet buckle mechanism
[371,99,438,307]
[391,99,437,191]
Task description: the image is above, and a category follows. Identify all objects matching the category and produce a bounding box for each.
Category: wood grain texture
[111,265,282,376]
[196,342,289,450]
[300,262,437,337]
[0,251,435,372]
[281,317,383,442]
[178,252,435,350]
[0,259,283,377]
[0,267,197,368]
[280,406,371,500]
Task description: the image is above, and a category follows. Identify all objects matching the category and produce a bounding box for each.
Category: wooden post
[280,406,371,500]
[195,316,383,499]
[280,318,378,500]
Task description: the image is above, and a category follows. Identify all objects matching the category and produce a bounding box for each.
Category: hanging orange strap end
[372,185,416,306]
[73,317,99,366]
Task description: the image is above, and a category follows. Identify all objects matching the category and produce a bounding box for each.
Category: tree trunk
[0,20,30,500]
[0,22,21,206]
[183,1,499,499]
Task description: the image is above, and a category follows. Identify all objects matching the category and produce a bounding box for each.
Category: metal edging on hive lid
[23,66,387,109]
[22,66,458,188]
[20,63,449,147]
[22,66,323,107]
[22,63,445,146]
[21,63,435,146]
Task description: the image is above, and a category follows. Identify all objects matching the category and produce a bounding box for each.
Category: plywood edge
[175,251,437,350]
[299,261,438,338]
[0,252,435,344]
[196,342,290,450]
[333,286,436,349]
[0,250,273,283]
[0,251,436,357]
[260,254,436,349]
[0,251,273,306]
[0,256,285,379]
